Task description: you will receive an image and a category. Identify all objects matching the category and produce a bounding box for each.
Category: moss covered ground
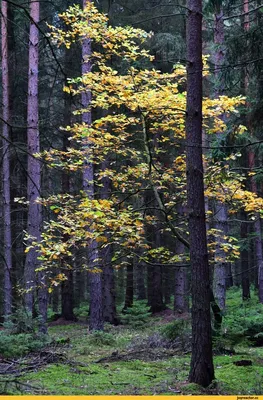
[2,288,263,395]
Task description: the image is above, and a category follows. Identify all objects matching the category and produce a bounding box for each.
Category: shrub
[161,319,190,341]
[73,303,89,320]
[3,308,36,334]
[88,331,116,346]
[121,300,151,328]
[0,332,51,358]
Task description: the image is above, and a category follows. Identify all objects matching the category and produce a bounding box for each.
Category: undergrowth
[2,287,263,395]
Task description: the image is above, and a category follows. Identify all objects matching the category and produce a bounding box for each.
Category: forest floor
[1,288,263,395]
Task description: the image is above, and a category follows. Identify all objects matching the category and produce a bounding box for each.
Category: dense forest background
[1,0,263,393]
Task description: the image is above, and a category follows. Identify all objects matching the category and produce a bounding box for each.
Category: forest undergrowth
[1,288,263,395]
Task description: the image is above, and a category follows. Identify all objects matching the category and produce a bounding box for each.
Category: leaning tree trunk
[24,0,47,333]
[2,0,12,318]
[82,0,103,331]
[186,0,214,387]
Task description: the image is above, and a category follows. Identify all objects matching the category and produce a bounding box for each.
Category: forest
[1,0,263,395]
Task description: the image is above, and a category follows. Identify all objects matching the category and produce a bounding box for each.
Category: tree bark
[241,212,251,300]
[82,0,103,331]
[2,0,12,317]
[24,0,47,333]
[101,159,118,324]
[242,0,263,301]
[174,241,188,313]
[123,263,134,310]
[186,0,214,387]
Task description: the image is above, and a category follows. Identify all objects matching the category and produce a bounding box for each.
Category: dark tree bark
[101,160,118,324]
[123,263,134,310]
[242,0,263,302]
[241,212,251,300]
[61,45,75,321]
[135,260,146,301]
[61,270,75,320]
[174,241,188,313]
[82,0,103,331]
[213,2,232,309]
[186,0,214,387]
[24,0,47,333]
[2,0,12,317]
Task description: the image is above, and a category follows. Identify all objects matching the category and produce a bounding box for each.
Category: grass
[2,287,263,395]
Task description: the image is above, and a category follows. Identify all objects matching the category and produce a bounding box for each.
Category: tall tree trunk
[243,0,263,301]
[24,0,47,333]
[61,46,75,321]
[186,0,214,387]
[241,212,251,300]
[2,0,12,317]
[82,0,103,331]
[123,263,134,310]
[174,241,188,313]
[101,161,118,324]
[135,256,146,301]
[213,3,231,310]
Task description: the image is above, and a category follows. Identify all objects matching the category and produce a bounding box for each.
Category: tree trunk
[62,270,75,320]
[61,45,75,321]
[186,0,214,387]
[123,263,134,310]
[2,0,12,317]
[135,260,146,300]
[241,212,251,300]
[101,160,118,324]
[213,3,231,310]
[242,0,263,301]
[214,205,227,310]
[24,0,47,333]
[82,0,103,331]
[174,241,188,313]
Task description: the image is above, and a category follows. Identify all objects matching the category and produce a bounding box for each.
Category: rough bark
[101,160,118,324]
[186,0,214,386]
[135,260,146,301]
[243,0,263,301]
[241,212,251,300]
[24,0,47,334]
[82,0,103,331]
[2,0,12,317]
[61,46,75,321]
[61,270,75,320]
[174,241,188,313]
[123,263,134,310]
[213,4,232,310]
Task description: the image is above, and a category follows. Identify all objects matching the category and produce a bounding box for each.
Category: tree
[186,0,215,387]
[82,0,104,331]
[24,0,47,333]
[2,0,12,317]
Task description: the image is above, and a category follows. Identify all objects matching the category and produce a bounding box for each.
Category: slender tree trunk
[186,0,214,387]
[241,212,251,299]
[135,259,146,300]
[242,0,263,301]
[174,241,188,313]
[24,0,47,333]
[123,263,134,310]
[61,46,75,321]
[82,0,103,331]
[101,161,118,324]
[2,0,12,317]
[213,4,231,310]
